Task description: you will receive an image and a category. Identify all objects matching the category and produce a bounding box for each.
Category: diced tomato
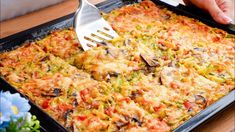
[212,36,221,43]
[168,31,173,36]
[33,71,39,79]
[42,47,48,52]
[183,100,192,110]
[170,82,180,89]
[65,37,70,41]
[120,97,131,103]
[73,43,79,47]
[153,104,163,112]
[133,56,141,62]
[91,101,100,109]
[41,99,50,109]
[183,50,190,55]
[58,103,73,112]
[111,24,118,31]
[162,56,168,61]
[76,115,87,121]
[104,107,114,116]
[80,88,89,101]
[160,41,175,49]
[114,16,123,22]
[217,68,223,73]
[80,89,89,96]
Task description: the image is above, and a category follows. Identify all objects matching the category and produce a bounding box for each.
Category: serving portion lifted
[0,0,234,131]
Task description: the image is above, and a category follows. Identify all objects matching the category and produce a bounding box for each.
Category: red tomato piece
[41,99,50,109]
[104,107,114,116]
[153,104,163,112]
[170,82,180,89]
[58,103,73,112]
[80,89,89,96]
[120,97,131,103]
[76,115,87,121]
[73,43,79,47]
[212,36,221,43]
[80,88,89,101]
[184,100,192,110]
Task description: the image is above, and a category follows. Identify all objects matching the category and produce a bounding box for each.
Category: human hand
[183,0,233,24]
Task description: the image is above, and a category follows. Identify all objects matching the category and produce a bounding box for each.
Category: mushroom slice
[140,52,160,67]
[131,117,143,126]
[41,88,63,97]
[194,94,207,108]
[124,39,131,46]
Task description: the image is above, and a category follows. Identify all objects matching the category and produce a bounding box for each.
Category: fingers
[204,0,232,24]
[183,0,193,5]
[184,0,233,24]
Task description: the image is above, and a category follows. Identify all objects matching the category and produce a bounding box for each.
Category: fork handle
[77,0,100,14]
[78,0,89,7]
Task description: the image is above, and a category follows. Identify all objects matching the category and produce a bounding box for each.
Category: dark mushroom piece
[46,65,51,72]
[75,74,81,77]
[105,47,110,55]
[140,52,160,67]
[73,100,79,107]
[159,76,163,85]
[53,88,62,97]
[105,47,118,58]
[131,117,143,127]
[64,109,73,129]
[109,72,119,77]
[105,72,120,81]
[72,92,77,97]
[99,41,108,46]
[116,121,129,130]
[194,94,207,108]
[98,41,113,47]
[41,88,62,97]
[194,47,202,51]
[64,109,73,120]
[147,66,156,73]
[129,91,138,100]
[121,49,129,56]
[105,74,111,81]
[66,126,74,132]
[168,60,178,67]
[158,43,168,50]
[40,56,50,62]
[124,39,131,46]
[162,14,171,20]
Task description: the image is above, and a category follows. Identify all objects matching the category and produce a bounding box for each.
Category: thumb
[206,0,232,24]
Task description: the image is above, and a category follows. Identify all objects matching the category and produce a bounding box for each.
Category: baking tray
[0,0,234,131]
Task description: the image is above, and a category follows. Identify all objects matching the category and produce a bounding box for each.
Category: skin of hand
[183,0,233,24]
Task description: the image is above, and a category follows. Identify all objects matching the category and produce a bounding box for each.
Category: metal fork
[73,0,119,51]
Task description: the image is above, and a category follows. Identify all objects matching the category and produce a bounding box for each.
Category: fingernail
[229,20,235,25]
[223,15,233,24]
